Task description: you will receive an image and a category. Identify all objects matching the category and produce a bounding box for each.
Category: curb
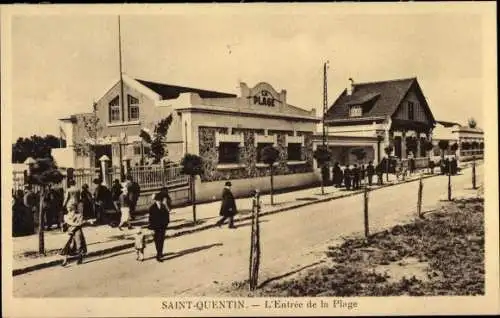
[11,170,454,276]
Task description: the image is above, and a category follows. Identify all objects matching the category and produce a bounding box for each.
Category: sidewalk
[12,165,478,276]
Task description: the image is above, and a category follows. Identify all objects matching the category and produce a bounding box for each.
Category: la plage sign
[252,89,277,107]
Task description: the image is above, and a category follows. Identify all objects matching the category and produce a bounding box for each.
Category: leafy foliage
[450,143,459,152]
[12,135,62,163]
[467,117,477,129]
[424,141,434,152]
[438,140,449,151]
[384,145,393,156]
[141,114,173,164]
[181,154,204,176]
[29,158,64,185]
[350,148,367,162]
[73,107,102,157]
[261,145,280,166]
[313,146,332,165]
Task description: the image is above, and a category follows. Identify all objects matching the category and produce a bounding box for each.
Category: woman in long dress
[118,184,132,230]
[60,203,87,266]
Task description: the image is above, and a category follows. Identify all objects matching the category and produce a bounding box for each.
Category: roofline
[135,78,237,98]
[351,77,418,87]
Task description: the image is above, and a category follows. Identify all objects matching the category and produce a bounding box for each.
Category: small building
[55,74,320,201]
[431,120,484,163]
[315,77,437,168]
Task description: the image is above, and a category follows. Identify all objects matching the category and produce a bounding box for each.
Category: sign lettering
[252,90,276,107]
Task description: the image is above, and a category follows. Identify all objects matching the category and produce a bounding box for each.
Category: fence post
[363,185,369,239]
[447,161,452,201]
[472,155,477,189]
[249,190,261,291]
[417,174,423,218]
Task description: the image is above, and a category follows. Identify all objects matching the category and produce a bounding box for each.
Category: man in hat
[148,192,170,262]
[216,181,237,229]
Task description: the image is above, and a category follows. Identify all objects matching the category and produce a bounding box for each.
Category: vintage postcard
[1,2,498,317]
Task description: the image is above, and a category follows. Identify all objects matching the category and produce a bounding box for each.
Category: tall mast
[322,61,329,147]
[118,15,125,122]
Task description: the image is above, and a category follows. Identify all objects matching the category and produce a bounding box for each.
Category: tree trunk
[320,164,325,195]
[386,158,389,182]
[363,185,369,238]
[191,175,197,224]
[447,161,452,201]
[417,175,423,218]
[270,166,274,205]
[38,188,45,255]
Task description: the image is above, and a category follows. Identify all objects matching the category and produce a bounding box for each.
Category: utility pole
[118,15,125,177]
[322,61,329,148]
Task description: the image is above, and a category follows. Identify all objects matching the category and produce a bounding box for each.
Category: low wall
[135,185,190,211]
[194,172,319,203]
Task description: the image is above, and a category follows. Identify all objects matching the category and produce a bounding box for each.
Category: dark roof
[326,77,434,123]
[136,79,237,100]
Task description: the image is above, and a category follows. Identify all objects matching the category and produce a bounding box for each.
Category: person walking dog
[215,181,237,229]
[148,193,170,262]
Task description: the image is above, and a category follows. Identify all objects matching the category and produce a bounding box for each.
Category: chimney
[347,78,354,96]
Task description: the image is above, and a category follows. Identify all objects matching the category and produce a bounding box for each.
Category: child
[134,227,146,261]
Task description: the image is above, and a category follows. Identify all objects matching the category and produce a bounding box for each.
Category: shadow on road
[162,243,223,262]
[257,260,326,289]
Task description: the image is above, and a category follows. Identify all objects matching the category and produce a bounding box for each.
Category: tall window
[287,143,302,161]
[408,102,414,120]
[128,95,140,121]
[349,105,362,117]
[218,142,240,164]
[108,96,120,122]
[256,143,274,163]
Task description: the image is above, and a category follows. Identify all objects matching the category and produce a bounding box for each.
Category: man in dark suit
[215,181,237,229]
[352,164,360,189]
[148,193,170,262]
[366,161,375,186]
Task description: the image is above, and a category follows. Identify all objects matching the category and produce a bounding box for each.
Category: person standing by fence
[126,175,141,220]
[93,178,108,225]
[80,184,94,221]
[118,184,132,231]
[111,179,122,214]
[366,161,375,186]
[148,193,170,262]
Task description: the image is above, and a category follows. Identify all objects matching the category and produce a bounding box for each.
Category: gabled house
[318,77,437,166]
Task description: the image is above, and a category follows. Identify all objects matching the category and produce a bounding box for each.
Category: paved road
[13,166,483,297]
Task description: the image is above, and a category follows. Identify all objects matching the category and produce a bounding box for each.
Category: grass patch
[232,196,484,297]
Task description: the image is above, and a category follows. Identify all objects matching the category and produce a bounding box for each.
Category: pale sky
[7,5,492,142]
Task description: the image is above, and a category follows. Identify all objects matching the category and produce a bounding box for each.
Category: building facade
[431,120,484,163]
[55,75,320,201]
[315,77,437,168]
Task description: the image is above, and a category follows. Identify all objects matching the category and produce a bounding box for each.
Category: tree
[12,135,63,163]
[424,141,434,156]
[468,117,477,129]
[438,140,449,162]
[313,146,332,195]
[73,103,102,158]
[28,158,64,255]
[181,154,203,224]
[140,114,173,164]
[450,143,459,158]
[261,145,280,204]
[383,145,393,182]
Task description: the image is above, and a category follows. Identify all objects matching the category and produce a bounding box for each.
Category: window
[128,95,140,121]
[256,142,274,163]
[349,105,362,117]
[108,96,120,122]
[218,142,240,164]
[287,143,302,161]
[408,102,414,120]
